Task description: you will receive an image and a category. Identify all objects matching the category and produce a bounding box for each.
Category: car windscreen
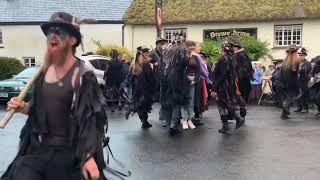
[89,59,109,71]
[14,68,38,79]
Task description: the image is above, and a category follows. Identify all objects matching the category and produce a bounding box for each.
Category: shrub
[94,40,133,60]
[201,36,273,62]
[201,40,221,62]
[0,57,25,80]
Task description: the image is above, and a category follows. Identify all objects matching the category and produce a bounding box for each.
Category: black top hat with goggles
[41,12,95,48]
[137,46,150,53]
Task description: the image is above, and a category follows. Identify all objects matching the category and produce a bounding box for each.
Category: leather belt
[37,134,71,147]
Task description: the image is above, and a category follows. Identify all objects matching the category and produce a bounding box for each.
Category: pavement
[0,103,320,180]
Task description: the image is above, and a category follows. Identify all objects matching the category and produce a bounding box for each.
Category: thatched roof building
[124,0,320,24]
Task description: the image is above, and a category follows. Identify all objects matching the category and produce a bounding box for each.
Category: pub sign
[203,28,257,41]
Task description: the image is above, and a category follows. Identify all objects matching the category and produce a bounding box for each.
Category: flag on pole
[155,0,163,38]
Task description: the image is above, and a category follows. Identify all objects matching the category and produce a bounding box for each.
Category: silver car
[78,54,110,89]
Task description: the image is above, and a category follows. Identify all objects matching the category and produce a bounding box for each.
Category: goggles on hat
[46,26,69,41]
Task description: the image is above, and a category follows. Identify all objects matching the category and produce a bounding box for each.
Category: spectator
[250,62,263,103]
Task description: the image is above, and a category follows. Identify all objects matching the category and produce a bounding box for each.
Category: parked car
[0,67,39,102]
[78,54,110,89]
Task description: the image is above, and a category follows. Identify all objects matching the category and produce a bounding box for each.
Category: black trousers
[297,86,309,110]
[238,78,251,103]
[12,146,80,180]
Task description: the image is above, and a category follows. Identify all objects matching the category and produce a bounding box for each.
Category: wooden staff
[0,67,44,129]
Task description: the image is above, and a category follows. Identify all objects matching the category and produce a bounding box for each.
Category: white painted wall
[0,24,124,66]
[125,19,320,62]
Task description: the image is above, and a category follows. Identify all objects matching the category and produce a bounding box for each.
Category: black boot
[218,116,230,134]
[141,121,152,129]
[235,113,245,129]
[240,108,247,118]
[294,107,302,113]
[169,128,181,136]
[281,111,291,120]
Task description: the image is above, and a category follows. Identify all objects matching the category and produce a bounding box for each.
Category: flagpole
[155,0,163,38]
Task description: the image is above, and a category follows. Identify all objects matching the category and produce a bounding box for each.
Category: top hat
[41,12,95,47]
[137,46,150,53]
[156,37,167,45]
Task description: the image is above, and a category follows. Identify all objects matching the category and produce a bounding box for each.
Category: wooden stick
[0,67,44,129]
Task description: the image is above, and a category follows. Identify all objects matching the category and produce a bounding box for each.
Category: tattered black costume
[278,64,300,119]
[296,58,311,112]
[232,49,253,104]
[211,53,245,133]
[309,57,320,116]
[131,62,157,127]
[1,61,128,180]
[160,44,190,134]
[104,59,124,111]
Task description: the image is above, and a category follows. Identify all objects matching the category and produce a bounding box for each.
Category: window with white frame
[23,57,36,67]
[274,25,302,47]
[0,29,3,46]
[164,28,187,43]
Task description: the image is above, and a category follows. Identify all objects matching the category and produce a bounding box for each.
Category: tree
[0,57,25,80]
[201,36,273,62]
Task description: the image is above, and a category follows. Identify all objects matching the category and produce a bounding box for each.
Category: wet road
[1,104,320,180]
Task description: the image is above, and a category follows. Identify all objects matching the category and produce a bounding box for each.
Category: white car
[78,54,110,88]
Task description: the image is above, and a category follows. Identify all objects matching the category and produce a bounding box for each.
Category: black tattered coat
[1,62,108,180]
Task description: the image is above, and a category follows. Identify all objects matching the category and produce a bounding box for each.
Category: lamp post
[155,0,163,38]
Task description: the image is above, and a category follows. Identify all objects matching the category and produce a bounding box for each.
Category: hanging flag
[155,0,163,38]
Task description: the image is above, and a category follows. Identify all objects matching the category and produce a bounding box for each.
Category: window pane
[164,28,187,43]
[274,25,302,46]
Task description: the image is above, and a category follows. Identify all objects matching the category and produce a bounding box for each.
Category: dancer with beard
[210,41,245,134]
[1,12,113,180]
[278,45,300,120]
[128,46,156,129]
[309,56,320,117]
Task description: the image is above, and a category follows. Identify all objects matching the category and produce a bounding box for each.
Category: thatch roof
[123,0,320,25]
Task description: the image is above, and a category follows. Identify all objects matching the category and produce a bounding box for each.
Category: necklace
[54,66,64,87]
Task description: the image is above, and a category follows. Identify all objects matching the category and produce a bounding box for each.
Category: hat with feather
[41,12,96,48]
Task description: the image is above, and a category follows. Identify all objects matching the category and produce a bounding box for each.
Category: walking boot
[235,114,245,129]
[141,121,152,129]
[300,107,309,113]
[218,116,230,134]
[294,107,302,113]
[240,108,247,118]
[281,112,291,120]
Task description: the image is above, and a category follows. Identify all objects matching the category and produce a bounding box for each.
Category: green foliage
[94,41,133,60]
[201,36,272,62]
[201,40,220,62]
[237,36,273,61]
[0,57,25,80]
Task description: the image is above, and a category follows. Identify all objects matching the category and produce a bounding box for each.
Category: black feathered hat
[41,12,95,47]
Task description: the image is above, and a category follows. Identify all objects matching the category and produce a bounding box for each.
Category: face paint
[46,26,69,41]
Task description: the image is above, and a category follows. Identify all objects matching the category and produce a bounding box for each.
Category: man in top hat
[230,40,252,118]
[295,47,311,113]
[2,12,107,180]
